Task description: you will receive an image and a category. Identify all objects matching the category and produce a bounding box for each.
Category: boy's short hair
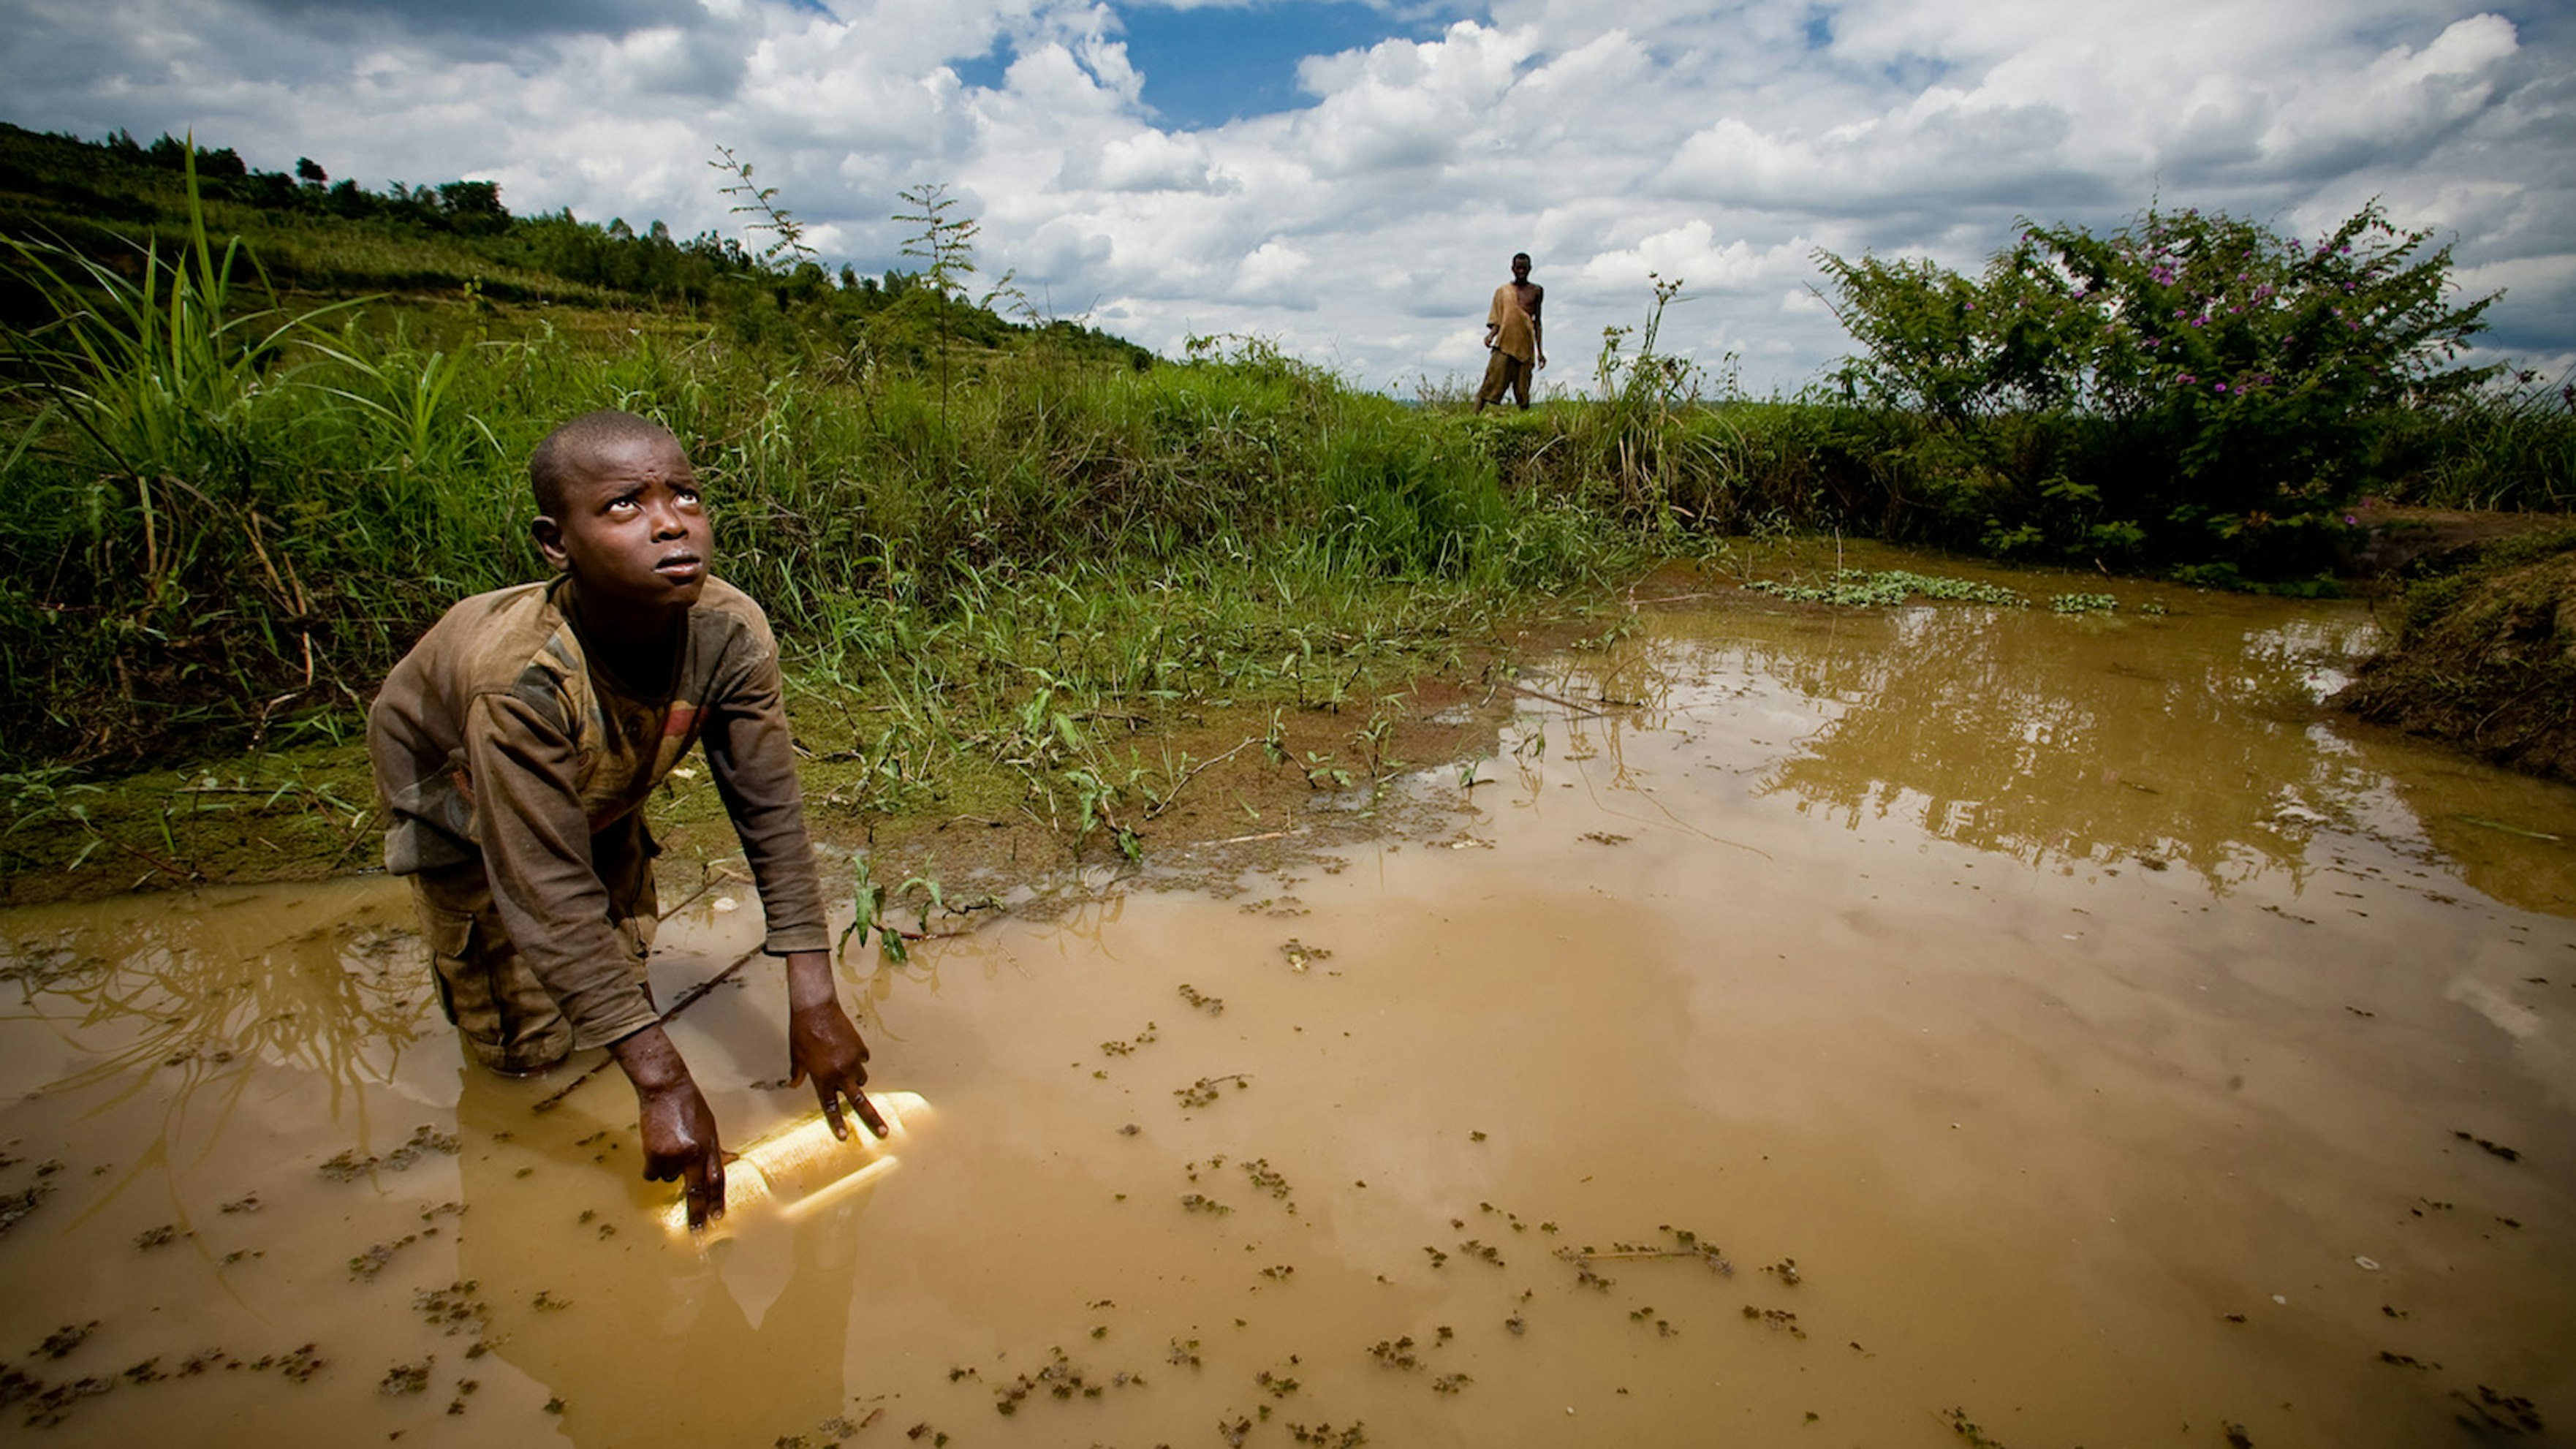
[529,410,681,517]
[1512,251,1532,265]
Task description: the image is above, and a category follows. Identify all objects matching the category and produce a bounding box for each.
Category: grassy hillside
[0,121,1154,368]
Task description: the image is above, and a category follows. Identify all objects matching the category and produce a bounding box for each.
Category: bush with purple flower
[1814,200,2501,565]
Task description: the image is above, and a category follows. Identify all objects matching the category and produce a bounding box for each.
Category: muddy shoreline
[11,515,2574,913]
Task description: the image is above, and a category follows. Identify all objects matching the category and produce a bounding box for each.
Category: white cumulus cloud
[0,0,2566,392]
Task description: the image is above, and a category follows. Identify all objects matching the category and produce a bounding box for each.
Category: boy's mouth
[654,551,705,580]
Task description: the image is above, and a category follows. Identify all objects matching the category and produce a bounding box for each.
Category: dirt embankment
[2338,513,2576,784]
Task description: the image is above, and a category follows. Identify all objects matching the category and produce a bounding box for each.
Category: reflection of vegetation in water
[0,900,432,1127]
[1515,685,1777,861]
[1553,601,2392,890]
[0,896,432,1266]
[2374,763,2576,918]
[1743,608,2382,887]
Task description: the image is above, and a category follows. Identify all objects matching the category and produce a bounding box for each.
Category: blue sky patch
[1800,6,1833,51]
[958,2,1477,130]
[952,44,1012,93]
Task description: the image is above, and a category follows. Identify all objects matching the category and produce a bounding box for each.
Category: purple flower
[2342,514,2358,526]
[2177,373,2197,384]
[2215,382,2228,392]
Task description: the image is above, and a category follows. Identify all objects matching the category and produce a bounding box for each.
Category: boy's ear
[531,515,572,573]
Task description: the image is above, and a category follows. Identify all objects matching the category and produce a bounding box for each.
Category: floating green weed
[1746,570,2026,608]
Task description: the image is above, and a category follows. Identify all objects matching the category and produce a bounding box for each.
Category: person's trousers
[406,817,658,1075]
[1476,349,1531,409]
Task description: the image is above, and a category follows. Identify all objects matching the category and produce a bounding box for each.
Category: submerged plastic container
[660,1089,931,1240]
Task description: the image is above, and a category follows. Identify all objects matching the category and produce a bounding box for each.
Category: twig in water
[1145,737,1260,822]
[1503,682,1626,719]
[655,864,750,923]
[531,945,762,1113]
[2459,814,2561,843]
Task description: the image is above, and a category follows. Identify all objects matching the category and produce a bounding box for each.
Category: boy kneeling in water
[369,409,883,1227]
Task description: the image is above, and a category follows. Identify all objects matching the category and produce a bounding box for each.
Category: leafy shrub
[1817,203,2502,567]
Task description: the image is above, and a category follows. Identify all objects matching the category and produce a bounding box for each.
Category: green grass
[0,181,1644,782]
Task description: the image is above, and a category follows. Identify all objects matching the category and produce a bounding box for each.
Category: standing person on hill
[1474,251,1546,412]
[368,409,887,1230]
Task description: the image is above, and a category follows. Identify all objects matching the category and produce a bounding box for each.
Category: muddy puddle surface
[4,569,2573,1448]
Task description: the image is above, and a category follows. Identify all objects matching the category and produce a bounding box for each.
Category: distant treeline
[0,121,1154,369]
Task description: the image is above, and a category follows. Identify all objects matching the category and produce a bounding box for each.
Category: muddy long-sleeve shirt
[368,575,830,1049]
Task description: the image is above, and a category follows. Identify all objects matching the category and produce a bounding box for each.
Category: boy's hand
[609,1025,727,1228]
[784,950,889,1140]
[639,1080,727,1228]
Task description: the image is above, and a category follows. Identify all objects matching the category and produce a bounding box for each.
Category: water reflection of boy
[1474,251,1545,412]
[450,1067,868,1446]
[368,410,885,1227]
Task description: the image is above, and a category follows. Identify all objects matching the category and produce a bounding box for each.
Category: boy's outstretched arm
[610,1024,727,1227]
[698,603,890,1140]
[784,949,889,1139]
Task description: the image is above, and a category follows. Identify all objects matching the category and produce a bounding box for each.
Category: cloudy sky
[4,0,2571,393]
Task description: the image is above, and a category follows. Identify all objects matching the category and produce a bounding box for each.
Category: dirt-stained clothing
[368,575,830,1072]
[1486,282,1539,364]
[1475,349,1533,409]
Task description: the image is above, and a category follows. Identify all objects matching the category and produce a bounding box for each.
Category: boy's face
[1511,255,1531,281]
[531,434,711,621]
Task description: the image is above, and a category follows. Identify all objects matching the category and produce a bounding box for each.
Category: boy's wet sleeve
[701,638,833,956]
[466,692,661,1049]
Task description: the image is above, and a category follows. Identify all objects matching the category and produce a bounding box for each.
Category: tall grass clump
[0,147,403,756]
[2372,366,2576,512]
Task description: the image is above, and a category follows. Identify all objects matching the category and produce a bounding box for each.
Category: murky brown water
[6,568,2573,1447]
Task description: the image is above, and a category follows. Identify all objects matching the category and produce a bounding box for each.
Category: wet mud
[4,567,2572,1447]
